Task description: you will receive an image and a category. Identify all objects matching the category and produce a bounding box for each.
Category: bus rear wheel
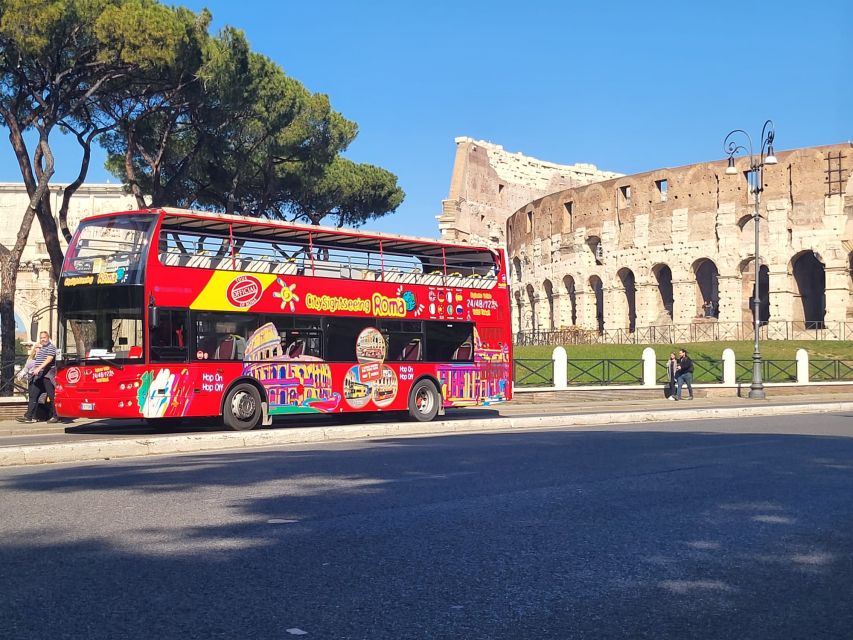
[408,379,440,422]
[223,383,262,431]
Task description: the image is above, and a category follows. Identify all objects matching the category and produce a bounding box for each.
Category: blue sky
[3,1,851,239]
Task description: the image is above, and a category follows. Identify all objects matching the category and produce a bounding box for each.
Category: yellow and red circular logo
[226,275,262,308]
[66,367,81,384]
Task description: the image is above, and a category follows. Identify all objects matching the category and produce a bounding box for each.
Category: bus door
[145,308,191,419]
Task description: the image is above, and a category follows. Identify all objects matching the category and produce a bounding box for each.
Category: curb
[2,402,852,467]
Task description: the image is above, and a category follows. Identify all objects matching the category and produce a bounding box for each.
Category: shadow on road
[64,407,504,436]
[3,423,853,638]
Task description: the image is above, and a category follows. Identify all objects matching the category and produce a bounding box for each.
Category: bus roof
[82,207,498,261]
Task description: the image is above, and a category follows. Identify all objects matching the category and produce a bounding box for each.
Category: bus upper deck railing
[157,249,500,289]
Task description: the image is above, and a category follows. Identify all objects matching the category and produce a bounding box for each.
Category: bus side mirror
[149,306,160,328]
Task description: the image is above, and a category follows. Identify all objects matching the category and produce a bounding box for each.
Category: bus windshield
[62,213,156,286]
[60,287,145,363]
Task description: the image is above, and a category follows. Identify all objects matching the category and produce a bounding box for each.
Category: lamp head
[725,156,738,175]
[764,144,778,165]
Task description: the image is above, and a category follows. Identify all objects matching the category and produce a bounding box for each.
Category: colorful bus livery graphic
[54,208,513,429]
[242,322,340,414]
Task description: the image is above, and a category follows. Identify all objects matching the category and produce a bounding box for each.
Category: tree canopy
[0,0,404,394]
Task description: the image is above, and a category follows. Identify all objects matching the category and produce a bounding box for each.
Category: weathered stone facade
[438,137,621,247]
[505,144,853,338]
[0,183,136,339]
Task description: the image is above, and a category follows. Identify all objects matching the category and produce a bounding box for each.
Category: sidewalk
[2,392,853,467]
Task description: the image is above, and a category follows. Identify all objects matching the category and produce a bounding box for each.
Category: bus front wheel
[408,379,441,422]
[223,383,263,431]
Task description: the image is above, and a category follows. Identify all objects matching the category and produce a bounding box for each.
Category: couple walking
[666,349,694,401]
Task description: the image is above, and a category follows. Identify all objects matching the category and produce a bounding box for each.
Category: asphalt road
[1,414,852,639]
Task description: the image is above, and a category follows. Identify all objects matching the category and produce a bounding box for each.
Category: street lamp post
[723,120,777,400]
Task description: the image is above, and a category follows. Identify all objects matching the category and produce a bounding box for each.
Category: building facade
[505,144,853,341]
[0,183,136,340]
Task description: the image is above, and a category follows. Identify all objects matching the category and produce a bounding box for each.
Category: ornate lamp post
[723,120,777,400]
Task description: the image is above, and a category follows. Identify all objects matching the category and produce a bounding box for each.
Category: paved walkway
[2,392,853,467]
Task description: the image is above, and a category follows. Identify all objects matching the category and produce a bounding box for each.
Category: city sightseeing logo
[273,278,300,312]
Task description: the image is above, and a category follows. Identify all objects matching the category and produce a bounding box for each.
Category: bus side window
[150,309,188,362]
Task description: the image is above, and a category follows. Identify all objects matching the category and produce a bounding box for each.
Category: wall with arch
[506,143,853,336]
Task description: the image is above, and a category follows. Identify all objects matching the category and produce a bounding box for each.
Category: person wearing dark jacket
[674,348,694,400]
[666,352,678,400]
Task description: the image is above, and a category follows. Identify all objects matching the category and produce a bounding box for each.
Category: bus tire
[408,379,440,422]
[223,383,263,431]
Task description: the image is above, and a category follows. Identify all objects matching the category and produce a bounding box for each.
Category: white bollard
[722,348,736,385]
[642,347,657,387]
[553,346,568,389]
[796,348,809,384]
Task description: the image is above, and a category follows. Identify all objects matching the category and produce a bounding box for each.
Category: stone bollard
[722,348,735,385]
[796,348,809,384]
[642,347,657,387]
[552,346,568,389]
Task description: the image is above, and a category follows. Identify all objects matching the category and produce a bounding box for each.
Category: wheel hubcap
[231,391,256,420]
[416,388,433,414]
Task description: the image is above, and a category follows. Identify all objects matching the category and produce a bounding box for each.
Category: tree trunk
[0,133,55,395]
[0,253,19,396]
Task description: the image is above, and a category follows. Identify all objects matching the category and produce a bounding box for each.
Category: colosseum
[439,139,853,342]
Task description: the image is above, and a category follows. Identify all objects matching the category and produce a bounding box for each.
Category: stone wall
[0,183,136,340]
[506,144,853,337]
[437,137,621,247]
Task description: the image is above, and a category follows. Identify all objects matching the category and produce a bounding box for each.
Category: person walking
[17,331,58,423]
[674,348,694,401]
[666,352,678,400]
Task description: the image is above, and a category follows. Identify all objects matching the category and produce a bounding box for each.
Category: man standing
[674,348,694,401]
[17,331,58,423]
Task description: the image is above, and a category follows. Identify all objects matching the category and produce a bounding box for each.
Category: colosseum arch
[526,283,538,332]
[512,256,522,283]
[650,263,674,323]
[791,250,826,328]
[562,275,577,326]
[588,275,604,333]
[616,267,637,332]
[514,290,525,334]
[738,258,770,325]
[543,279,555,330]
[692,258,719,318]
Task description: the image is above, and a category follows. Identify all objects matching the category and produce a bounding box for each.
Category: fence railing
[516,351,853,388]
[516,321,853,346]
[514,359,554,387]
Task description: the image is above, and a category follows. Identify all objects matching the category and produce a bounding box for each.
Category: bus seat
[187,254,212,269]
[247,259,272,273]
[312,261,339,278]
[286,340,305,359]
[215,336,236,359]
[400,339,421,361]
[384,269,402,283]
[453,343,473,361]
[400,270,420,284]
[273,260,298,275]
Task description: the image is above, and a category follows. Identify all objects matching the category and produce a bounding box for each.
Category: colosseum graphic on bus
[242,322,340,414]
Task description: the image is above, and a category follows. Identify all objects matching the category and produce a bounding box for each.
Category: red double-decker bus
[54,208,512,430]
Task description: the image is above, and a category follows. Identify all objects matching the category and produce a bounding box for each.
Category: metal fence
[515,357,853,387]
[516,321,853,346]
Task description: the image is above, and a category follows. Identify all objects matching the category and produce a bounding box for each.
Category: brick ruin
[437,137,621,247]
[503,143,853,339]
